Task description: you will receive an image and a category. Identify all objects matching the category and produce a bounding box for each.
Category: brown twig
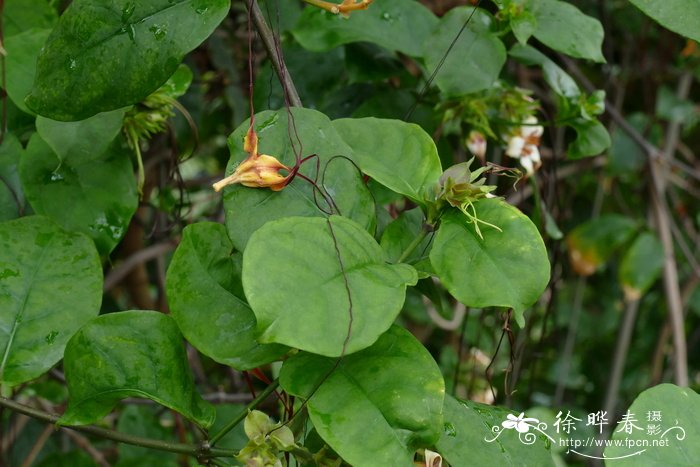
[246,0,302,107]
[559,55,689,387]
[20,424,53,467]
[104,242,176,292]
[0,397,237,459]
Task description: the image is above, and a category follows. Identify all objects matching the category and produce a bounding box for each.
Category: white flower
[466,130,487,161]
[504,116,544,176]
[424,449,443,467]
[502,412,539,433]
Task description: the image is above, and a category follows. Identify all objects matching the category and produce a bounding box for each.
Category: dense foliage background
[1,0,699,466]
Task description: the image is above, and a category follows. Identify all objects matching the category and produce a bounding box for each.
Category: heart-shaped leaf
[166,222,288,370]
[430,199,550,326]
[333,117,443,204]
[436,395,554,466]
[60,310,215,429]
[26,0,229,120]
[243,215,417,357]
[280,325,445,467]
[0,216,102,387]
[606,384,700,464]
[19,111,138,254]
[223,108,375,250]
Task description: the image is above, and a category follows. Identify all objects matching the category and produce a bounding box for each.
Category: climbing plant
[1,0,698,466]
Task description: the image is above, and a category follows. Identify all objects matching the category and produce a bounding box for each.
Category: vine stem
[0,397,237,459]
[209,379,280,446]
[396,225,431,264]
[246,0,302,107]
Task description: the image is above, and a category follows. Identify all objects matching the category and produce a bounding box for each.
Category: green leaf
[4,28,51,114]
[568,119,611,159]
[19,119,138,254]
[292,0,438,57]
[430,199,550,326]
[36,109,127,164]
[423,7,506,96]
[166,222,288,370]
[565,214,638,276]
[26,0,230,121]
[510,10,537,45]
[333,117,443,203]
[380,208,430,263]
[160,64,193,99]
[0,134,26,222]
[619,232,664,301]
[437,395,554,466]
[3,0,58,38]
[60,310,215,428]
[605,384,700,465]
[525,0,605,62]
[629,0,700,42]
[280,325,444,467]
[223,108,375,250]
[509,44,580,98]
[0,216,102,387]
[243,216,417,357]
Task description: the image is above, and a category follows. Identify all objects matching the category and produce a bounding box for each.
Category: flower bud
[213,126,292,192]
[466,130,487,162]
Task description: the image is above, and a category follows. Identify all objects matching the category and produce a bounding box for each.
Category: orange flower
[212,126,292,192]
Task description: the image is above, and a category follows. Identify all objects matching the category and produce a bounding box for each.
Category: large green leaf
[3,0,57,38]
[60,310,215,429]
[0,134,26,222]
[243,216,417,357]
[525,0,605,62]
[605,384,699,465]
[19,111,138,254]
[423,7,506,96]
[223,108,375,250]
[430,200,550,326]
[26,0,229,121]
[292,0,438,57]
[0,216,102,387]
[166,222,288,370]
[4,28,51,114]
[333,117,442,203]
[629,0,700,42]
[437,395,554,466]
[280,325,444,467]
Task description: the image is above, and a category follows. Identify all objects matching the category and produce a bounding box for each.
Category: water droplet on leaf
[444,422,456,437]
[49,171,64,182]
[45,330,59,344]
[122,2,136,22]
[149,24,167,40]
